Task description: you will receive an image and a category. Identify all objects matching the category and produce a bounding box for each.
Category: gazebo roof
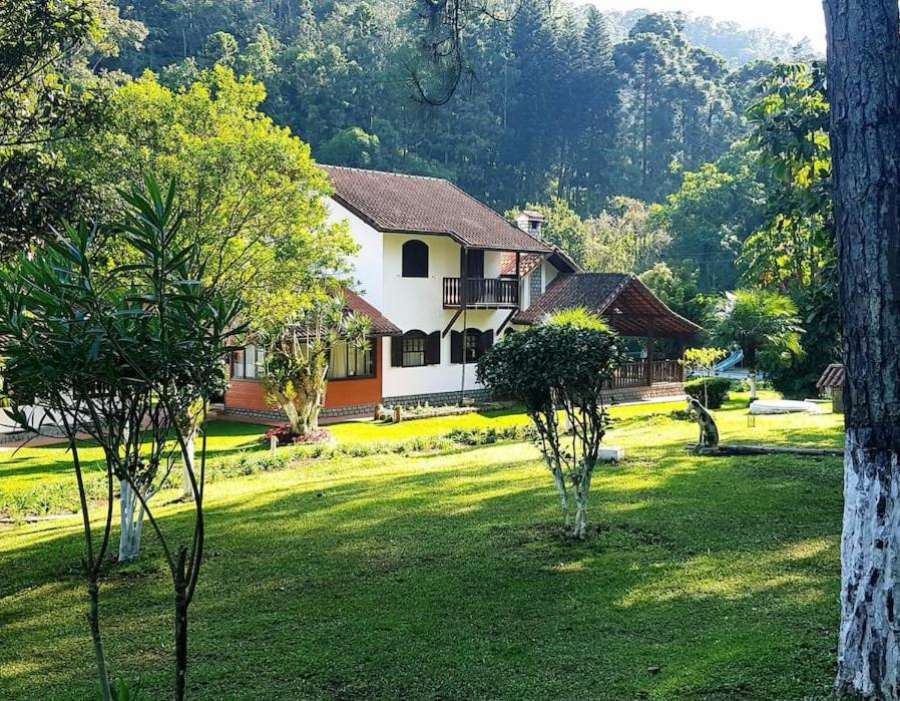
[816,363,845,390]
[514,273,702,338]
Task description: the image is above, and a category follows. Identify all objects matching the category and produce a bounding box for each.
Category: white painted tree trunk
[551,467,570,527]
[572,461,595,540]
[836,431,900,698]
[748,371,758,402]
[118,479,145,563]
[181,432,195,501]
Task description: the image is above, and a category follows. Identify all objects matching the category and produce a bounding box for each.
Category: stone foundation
[220,383,684,425]
[224,403,378,423]
[601,382,685,405]
[381,388,492,408]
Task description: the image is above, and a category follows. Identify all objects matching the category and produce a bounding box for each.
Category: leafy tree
[63,67,355,312]
[258,296,370,440]
[710,289,803,401]
[61,65,359,457]
[477,308,626,539]
[0,0,143,255]
[741,62,837,397]
[0,178,242,700]
[638,262,710,326]
[654,145,766,292]
[318,126,381,167]
[583,196,670,274]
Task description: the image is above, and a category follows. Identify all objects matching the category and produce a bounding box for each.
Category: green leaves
[477,311,625,414]
[711,289,804,371]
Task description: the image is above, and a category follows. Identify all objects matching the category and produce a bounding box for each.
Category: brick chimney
[514,210,545,239]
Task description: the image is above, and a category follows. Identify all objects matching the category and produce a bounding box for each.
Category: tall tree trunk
[118,479,144,562]
[174,549,189,701]
[824,1,900,697]
[88,579,112,701]
[181,432,195,501]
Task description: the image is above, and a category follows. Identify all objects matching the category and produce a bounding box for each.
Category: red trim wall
[224,341,383,413]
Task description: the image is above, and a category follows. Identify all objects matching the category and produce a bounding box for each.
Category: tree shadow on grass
[0,443,841,700]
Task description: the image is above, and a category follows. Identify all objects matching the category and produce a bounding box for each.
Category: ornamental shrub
[684,377,732,409]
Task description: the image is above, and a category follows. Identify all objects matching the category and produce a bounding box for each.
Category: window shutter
[391,334,403,367]
[479,329,494,356]
[425,332,441,365]
[451,330,463,364]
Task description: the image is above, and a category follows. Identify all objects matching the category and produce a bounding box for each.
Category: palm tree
[712,289,803,401]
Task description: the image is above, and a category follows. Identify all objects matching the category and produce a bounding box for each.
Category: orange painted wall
[224,379,270,413]
[224,342,383,412]
[325,340,382,408]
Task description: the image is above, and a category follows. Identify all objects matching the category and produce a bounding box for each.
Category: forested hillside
[105,0,776,213]
[2,0,837,395]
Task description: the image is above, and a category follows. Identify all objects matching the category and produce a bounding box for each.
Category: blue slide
[715,349,744,373]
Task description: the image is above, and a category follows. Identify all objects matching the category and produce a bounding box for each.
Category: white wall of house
[543,260,559,289]
[378,232,510,398]
[328,200,563,402]
[326,199,384,310]
[0,405,56,435]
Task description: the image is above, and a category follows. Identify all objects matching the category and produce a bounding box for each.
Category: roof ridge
[318,163,445,182]
[442,179,551,251]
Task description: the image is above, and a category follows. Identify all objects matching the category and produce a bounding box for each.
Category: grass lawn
[0,398,844,700]
[1,399,693,516]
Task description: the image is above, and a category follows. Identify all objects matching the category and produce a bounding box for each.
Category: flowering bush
[263,424,331,446]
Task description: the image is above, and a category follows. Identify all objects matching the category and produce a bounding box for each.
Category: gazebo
[816,363,845,414]
[514,273,702,392]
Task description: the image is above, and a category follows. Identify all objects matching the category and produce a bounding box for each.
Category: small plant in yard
[477,308,626,539]
[258,295,370,441]
[684,377,733,410]
[680,347,728,407]
[0,178,242,701]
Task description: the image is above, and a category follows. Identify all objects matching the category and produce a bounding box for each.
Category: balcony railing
[611,360,685,388]
[443,277,519,309]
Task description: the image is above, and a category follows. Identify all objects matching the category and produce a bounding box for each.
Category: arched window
[402,240,429,278]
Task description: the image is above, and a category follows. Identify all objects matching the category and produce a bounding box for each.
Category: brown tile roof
[514,273,702,338]
[342,290,401,336]
[320,165,552,254]
[499,247,581,277]
[816,363,845,389]
[499,252,544,276]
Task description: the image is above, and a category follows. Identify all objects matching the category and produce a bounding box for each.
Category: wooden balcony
[611,360,685,388]
[443,277,519,309]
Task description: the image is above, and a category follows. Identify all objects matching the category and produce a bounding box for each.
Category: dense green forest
[104,0,786,212]
[0,0,836,394]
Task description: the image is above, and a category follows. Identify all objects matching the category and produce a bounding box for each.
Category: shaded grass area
[0,403,843,700]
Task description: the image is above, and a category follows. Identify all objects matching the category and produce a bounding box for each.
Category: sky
[578,0,827,52]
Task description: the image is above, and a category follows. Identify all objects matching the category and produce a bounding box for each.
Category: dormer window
[402,240,429,278]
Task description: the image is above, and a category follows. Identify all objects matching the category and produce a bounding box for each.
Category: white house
[223,165,700,420]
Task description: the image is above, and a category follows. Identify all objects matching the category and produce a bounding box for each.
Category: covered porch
[513,272,702,393]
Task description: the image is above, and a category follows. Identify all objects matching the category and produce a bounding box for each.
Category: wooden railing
[611,359,684,388]
[443,277,519,308]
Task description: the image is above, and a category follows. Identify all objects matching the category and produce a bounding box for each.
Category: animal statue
[687,397,719,451]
